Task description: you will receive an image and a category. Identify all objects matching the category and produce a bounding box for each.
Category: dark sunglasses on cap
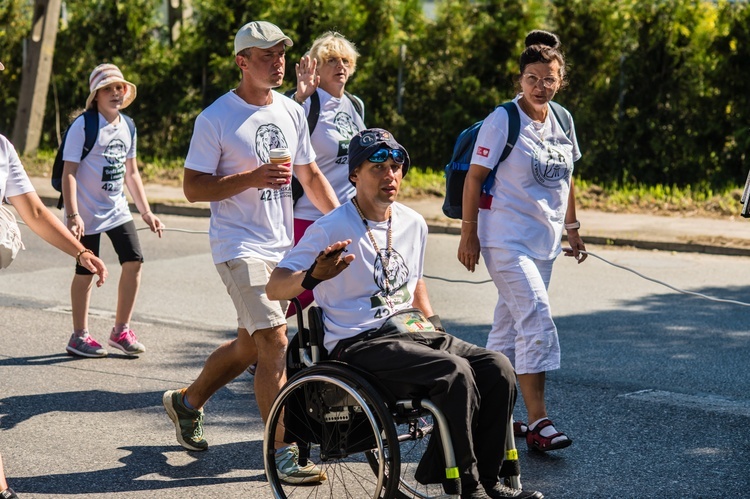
[368,147,406,164]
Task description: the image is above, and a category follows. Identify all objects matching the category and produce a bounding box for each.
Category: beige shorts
[216,256,289,334]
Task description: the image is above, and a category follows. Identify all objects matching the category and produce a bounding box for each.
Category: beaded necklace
[352,197,393,297]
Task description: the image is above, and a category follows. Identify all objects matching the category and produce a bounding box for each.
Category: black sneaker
[483,481,544,499]
[462,484,491,499]
[0,487,18,499]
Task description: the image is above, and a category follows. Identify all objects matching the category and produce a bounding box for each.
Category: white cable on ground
[16,219,210,235]
[17,219,750,307]
[135,226,208,234]
[425,249,750,307]
[424,275,492,285]
[578,249,750,307]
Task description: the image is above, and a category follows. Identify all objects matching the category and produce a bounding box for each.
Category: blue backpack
[51,109,135,208]
[442,101,571,219]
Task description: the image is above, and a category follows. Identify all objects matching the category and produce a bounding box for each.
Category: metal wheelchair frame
[263,299,522,498]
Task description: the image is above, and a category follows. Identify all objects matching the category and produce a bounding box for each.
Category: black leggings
[76,220,143,275]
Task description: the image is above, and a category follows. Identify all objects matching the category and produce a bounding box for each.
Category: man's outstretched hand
[309,240,356,281]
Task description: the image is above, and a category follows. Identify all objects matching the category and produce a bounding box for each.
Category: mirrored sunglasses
[368,148,405,164]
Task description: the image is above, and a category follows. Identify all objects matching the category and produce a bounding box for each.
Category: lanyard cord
[352,197,392,294]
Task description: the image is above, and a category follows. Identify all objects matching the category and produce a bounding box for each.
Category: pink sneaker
[66,333,108,358]
[108,329,146,356]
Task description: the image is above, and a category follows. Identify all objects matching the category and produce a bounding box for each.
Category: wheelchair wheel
[392,413,449,498]
[264,364,401,498]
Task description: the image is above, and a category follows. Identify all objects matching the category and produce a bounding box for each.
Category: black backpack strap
[283,88,320,136]
[283,89,320,206]
[306,91,321,135]
[344,90,365,121]
[548,101,571,138]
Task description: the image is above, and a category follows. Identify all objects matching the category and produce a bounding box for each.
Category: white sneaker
[275,444,327,484]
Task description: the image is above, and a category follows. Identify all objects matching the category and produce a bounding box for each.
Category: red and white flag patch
[477,146,490,157]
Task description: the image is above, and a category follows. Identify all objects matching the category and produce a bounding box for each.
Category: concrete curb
[36,194,750,258]
[425,224,750,257]
[38,194,212,219]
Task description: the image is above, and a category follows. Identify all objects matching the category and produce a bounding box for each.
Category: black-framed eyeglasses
[368,148,406,164]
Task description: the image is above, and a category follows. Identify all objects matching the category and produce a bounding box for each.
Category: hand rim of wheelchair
[264,297,518,498]
[263,364,402,498]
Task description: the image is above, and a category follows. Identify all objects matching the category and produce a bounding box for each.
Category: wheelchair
[263,299,523,498]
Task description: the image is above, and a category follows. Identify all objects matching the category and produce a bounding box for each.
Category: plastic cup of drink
[269,148,292,184]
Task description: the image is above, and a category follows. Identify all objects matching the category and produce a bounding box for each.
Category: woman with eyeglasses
[457,30,587,453]
[285,32,366,315]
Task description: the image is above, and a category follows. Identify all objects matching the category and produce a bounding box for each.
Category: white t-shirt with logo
[185,90,315,264]
[294,88,363,221]
[62,113,137,234]
[1,134,35,202]
[471,95,581,259]
[279,200,427,353]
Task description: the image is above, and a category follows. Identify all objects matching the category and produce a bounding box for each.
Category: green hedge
[0,0,747,188]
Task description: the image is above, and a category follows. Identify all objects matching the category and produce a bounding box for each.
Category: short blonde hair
[309,32,359,75]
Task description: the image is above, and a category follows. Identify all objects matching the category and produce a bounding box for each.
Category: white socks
[528,417,569,444]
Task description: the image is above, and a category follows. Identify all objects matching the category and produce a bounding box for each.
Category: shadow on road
[442,284,750,497]
[8,440,266,494]
[0,390,165,429]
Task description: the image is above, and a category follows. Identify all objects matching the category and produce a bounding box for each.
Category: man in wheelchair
[267,128,543,499]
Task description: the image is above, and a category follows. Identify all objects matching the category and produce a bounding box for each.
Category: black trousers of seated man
[334,328,517,490]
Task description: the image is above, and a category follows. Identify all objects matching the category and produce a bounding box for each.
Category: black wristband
[427,314,445,332]
[301,259,322,290]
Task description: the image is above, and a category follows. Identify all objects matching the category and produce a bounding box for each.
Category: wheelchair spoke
[264,367,400,498]
[393,414,449,499]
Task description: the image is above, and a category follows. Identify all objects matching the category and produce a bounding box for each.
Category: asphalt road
[2,212,750,498]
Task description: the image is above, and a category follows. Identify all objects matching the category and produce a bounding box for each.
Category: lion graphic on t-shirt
[255,124,289,164]
[373,249,408,295]
[334,112,359,139]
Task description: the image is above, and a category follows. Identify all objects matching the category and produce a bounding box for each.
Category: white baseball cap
[234,21,292,55]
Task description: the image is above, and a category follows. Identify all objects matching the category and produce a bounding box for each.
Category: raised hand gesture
[294,54,319,103]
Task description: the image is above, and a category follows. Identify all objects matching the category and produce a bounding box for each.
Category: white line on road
[619,389,750,417]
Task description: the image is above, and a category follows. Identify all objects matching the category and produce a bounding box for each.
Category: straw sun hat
[85,63,137,110]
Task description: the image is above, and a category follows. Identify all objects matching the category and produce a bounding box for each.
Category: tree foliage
[0,0,33,133]
[0,0,748,189]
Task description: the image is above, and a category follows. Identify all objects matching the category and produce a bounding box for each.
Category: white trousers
[481,247,560,374]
